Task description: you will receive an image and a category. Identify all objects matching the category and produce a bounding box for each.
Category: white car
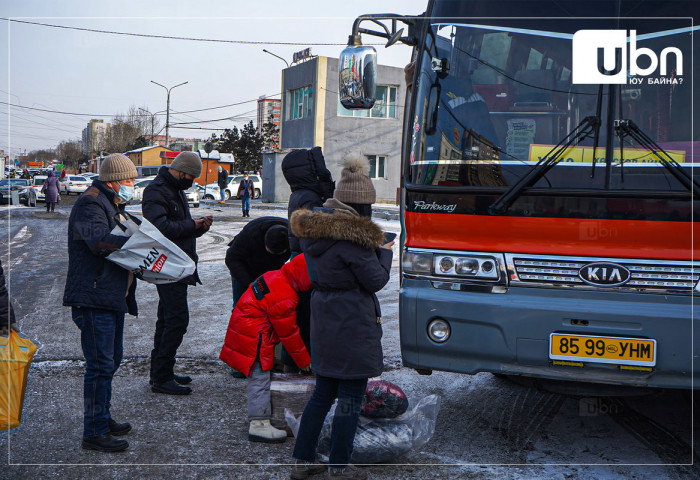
[60,175,91,195]
[132,177,155,202]
[32,175,48,202]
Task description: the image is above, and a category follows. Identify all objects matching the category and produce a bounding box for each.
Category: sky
[0,0,428,157]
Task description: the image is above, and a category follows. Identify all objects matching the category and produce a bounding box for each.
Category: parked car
[132,177,155,202]
[203,175,262,200]
[32,175,48,202]
[0,179,37,207]
[185,184,200,208]
[135,165,161,178]
[60,175,91,195]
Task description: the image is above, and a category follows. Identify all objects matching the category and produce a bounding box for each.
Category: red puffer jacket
[219,254,312,376]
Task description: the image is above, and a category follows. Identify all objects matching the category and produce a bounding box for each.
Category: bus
[339,0,699,389]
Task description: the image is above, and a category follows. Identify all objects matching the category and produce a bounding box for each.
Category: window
[288,86,313,120]
[338,86,398,118]
[366,155,387,179]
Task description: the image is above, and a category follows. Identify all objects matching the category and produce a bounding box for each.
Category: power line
[1,18,365,46]
[0,92,280,117]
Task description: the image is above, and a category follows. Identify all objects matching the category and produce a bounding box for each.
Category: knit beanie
[170,151,202,177]
[264,225,289,254]
[333,153,376,204]
[99,153,137,182]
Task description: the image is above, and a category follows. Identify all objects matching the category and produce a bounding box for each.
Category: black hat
[264,225,289,254]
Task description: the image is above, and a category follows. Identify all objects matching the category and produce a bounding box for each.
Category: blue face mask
[116,184,134,202]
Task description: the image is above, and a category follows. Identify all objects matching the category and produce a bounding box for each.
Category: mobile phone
[383,232,397,244]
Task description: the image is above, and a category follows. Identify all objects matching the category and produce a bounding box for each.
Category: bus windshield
[408,17,697,194]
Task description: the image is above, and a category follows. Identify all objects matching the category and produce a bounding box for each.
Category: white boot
[248,419,287,443]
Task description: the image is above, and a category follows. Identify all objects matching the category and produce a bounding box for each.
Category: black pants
[151,282,189,384]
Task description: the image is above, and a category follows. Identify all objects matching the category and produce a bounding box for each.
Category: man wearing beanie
[142,151,212,395]
[333,153,376,218]
[63,153,138,452]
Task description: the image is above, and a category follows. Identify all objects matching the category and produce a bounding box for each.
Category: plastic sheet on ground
[286,394,440,464]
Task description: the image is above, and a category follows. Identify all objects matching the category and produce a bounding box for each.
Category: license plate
[549,334,656,367]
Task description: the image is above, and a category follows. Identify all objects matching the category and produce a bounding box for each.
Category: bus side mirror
[339,44,377,109]
[425,81,441,135]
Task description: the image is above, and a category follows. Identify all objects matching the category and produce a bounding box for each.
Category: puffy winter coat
[142,166,204,285]
[42,171,60,203]
[290,206,392,379]
[63,180,138,315]
[217,169,228,189]
[219,254,312,376]
[225,216,290,287]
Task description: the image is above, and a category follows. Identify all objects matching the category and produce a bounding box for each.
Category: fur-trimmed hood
[290,208,385,251]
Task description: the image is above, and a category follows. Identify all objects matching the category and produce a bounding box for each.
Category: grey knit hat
[99,153,137,182]
[333,153,376,204]
[170,151,202,177]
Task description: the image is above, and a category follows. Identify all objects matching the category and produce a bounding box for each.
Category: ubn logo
[572,30,683,84]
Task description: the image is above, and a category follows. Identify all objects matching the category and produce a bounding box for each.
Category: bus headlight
[433,254,499,280]
[402,251,432,274]
[427,318,451,343]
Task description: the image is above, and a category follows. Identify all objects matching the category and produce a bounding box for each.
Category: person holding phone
[288,154,393,479]
[142,151,212,395]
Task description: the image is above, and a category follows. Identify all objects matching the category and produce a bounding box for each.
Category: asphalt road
[0,201,697,479]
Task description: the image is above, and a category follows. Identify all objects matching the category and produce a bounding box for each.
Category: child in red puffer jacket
[219,253,312,443]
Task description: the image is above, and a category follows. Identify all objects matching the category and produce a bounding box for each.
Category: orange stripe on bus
[404,212,697,260]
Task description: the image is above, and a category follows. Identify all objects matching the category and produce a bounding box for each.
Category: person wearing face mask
[237,171,255,217]
[63,153,139,452]
[142,151,212,395]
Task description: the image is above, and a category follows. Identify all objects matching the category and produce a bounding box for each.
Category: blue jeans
[293,375,368,468]
[220,187,226,201]
[241,195,251,212]
[72,307,124,438]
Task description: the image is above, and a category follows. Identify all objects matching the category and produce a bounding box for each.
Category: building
[82,119,110,154]
[124,145,173,167]
[150,135,207,152]
[257,96,281,151]
[265,56,404,203]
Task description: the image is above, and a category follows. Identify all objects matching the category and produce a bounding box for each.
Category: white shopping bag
[106,212,195,284]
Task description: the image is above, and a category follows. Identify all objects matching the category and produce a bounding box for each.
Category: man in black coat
[142,152,212,395]
[217,165,228,204]
[63,153,138,452]
[0,259,17,337]
[225,216,290,308]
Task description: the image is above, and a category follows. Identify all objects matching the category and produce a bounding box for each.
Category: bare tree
[107,105,161,153]
[56,139,87,170]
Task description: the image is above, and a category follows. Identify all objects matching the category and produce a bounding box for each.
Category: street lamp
[150,80,188,148]
[262,49,289,68]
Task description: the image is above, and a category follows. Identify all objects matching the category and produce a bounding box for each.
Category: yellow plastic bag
[0,330,38,430]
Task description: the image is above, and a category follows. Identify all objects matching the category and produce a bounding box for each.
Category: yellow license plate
[549,334,656,367]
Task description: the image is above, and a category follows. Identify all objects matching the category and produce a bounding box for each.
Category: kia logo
[579,262,631,287]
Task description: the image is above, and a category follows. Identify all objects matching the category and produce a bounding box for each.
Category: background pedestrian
[41,170,61,213]
[237,172,255,217]
[217,165,228,204]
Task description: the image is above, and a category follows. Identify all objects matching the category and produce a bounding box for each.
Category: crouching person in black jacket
[63,153,138,453]
[142,152,212,396]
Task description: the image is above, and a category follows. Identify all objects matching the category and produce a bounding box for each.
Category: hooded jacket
[219,254,312,376]
[63,180,138,315]
[142,166,204,285]
[290,206,392,379]
[225,216,290,287]
[282,147,334,253]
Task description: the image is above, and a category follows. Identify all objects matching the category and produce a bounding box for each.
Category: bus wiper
[614,119,700,197]
[488,116,600,215]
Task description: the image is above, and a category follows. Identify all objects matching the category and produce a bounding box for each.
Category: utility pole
[151,81,188,148]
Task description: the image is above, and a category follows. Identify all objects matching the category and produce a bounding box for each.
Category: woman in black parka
[289,155,393,479]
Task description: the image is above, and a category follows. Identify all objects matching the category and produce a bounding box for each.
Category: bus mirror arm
[349,14,423,47]
[614,119,700,197]
[488,116,601,215]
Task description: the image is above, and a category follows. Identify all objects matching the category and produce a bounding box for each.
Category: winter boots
[248,419,287,443]
[242,210,250,217]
